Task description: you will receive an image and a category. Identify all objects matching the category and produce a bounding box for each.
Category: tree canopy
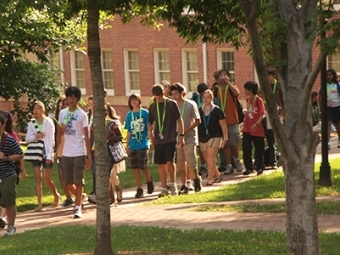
[0,0,86,124]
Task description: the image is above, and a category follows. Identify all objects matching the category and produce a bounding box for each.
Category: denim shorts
[32,159,53,170]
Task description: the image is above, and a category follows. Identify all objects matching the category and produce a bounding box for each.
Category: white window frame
[49,50,65,88]
[101,49,114,96]
[217,49,235,84]
[181,49,199,93]
[70,50,86,94]
[327,52,340,75]
[154,49,171,84]
[123,49,140,95]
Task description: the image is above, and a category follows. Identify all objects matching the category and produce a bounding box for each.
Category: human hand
[85,157,92,169]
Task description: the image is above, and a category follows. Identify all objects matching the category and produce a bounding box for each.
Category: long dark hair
[0,111,14,133]
[326,68,338,84]
[55,95,66,119]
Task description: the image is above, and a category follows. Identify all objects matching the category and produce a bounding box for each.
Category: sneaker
[234,159,244,172]
[146,178,154,194]
[243,169,253,175]
[187,181,194,191]
[193,176,202,192]
[328,143,331,150]
[224,164,234,175]
[0,217,7,229]
[218,166,226,172]
[179,185,189,195]
[257,169,264,176]
[158,188,169,198]
[135,188,144,198]
[61,198,74,207]
[74,208,82,218]
[4,226,16,236]
[169,183,178,196]
[88,194,96,204]
[199,165,207,176]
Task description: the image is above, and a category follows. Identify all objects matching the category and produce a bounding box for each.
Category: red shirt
[242,96,265,137]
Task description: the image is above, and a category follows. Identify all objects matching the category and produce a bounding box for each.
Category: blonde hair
[33,101,46,116]
[202,89,214,100]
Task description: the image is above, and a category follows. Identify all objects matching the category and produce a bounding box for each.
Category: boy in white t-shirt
[58,86,92,218]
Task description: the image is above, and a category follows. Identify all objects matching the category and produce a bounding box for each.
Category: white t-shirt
[59,107,88,157]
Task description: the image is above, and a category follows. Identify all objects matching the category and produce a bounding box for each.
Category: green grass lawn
[147,158,340,205]
[0,225,340,255]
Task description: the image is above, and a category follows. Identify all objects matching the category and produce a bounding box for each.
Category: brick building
[3,16,337,121]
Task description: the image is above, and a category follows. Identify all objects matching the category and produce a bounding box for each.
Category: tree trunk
[87,0,114,254]
[239,1,320,254]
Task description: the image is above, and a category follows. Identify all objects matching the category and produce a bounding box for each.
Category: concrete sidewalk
[8,137,340,235]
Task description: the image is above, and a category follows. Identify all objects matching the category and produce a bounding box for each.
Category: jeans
[242,132,265,171]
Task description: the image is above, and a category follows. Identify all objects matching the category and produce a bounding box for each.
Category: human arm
[177,117,184,148]
[25,121,38,143]
[226,77,240,97]
[219,118,228,148]
[44,118,55,162]
[83,126,92,169]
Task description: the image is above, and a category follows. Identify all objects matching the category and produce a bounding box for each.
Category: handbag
[107,141,127,163]
[1,132,22,185]
[23,140,45,161]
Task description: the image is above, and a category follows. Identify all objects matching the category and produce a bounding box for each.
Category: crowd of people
[0,67,339,236]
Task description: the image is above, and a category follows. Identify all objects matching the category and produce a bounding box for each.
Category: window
[217,50,235,83]
[124,49,140,93]
[154,50,170,83]
[49,50,64,86]
[182,50,199,92]
[101,50,114,93]
[328,52,340,73]
[70,50,86,92]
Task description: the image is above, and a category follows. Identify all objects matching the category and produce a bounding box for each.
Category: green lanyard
[131,108,142,143]
[64,107,78,124]
[180,100,186,118]
[156,100,166,135]
[273,80,277,94]
[218,85,229,112]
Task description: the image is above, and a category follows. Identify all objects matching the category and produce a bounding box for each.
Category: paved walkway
[10,137,340,235]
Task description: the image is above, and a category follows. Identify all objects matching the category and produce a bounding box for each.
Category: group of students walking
[2,65,340,236]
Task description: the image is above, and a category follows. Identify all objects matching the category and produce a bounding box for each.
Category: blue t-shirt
[124,108,150,150]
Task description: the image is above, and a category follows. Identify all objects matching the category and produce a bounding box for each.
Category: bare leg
[33,167,43,210]
[159,164,167,188]
[44,169,60,206]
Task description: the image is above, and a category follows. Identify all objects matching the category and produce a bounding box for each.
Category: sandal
[34,206,46,212]
[206,181,213,186]
[116,189,123,203]
[213,176,223,183]
[51,195,60,208]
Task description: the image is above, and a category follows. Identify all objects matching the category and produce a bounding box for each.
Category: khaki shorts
[0,175,17,208]
[176,143,197,171]
[227,123,240,146]
[62,156,86,185]
[199,137,223,152]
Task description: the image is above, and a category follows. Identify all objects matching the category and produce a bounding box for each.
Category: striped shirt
[0,135,23,179]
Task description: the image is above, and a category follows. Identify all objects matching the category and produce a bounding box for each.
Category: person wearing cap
[148,84,184,197]
[170,83,202,194]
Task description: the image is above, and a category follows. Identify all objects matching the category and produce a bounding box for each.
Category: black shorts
[128,149,149,170]
[327,106,340,123]
[154,142,177,165]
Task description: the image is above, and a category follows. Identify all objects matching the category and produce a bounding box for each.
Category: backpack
[213,86,245,124]
[1,132,22,185]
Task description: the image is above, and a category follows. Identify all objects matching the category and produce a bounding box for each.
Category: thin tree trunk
[87,0,114,254]
[239,1,320,254]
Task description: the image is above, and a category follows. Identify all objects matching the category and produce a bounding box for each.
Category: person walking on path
[242,81,266,176]
[125,94,154,198]
[148,84,184,197]
[58,87,92,218]
[0,115,23,235]
[213,69,244,174]
[26,101,60,212]
[198,89,227,185]
[170,83,202,193]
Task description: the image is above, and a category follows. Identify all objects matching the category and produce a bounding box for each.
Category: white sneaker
[224,164,234,175]
[169,183,178,196]
[74,208,82,218]
[158,188,169,198]
[4,226,16,236]
[234,159,244,172]
[187,181,194,191]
